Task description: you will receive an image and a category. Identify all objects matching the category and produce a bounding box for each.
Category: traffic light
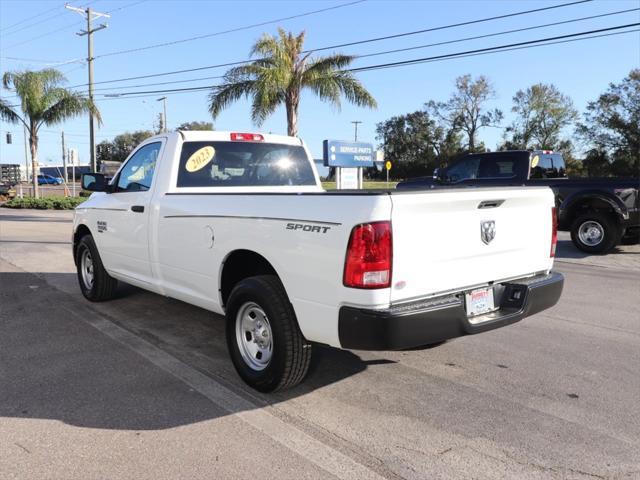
[6,132,12,144]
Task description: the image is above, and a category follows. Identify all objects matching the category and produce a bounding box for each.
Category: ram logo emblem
[480,220,495,244]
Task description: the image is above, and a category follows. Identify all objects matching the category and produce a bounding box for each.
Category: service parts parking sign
[323,140,374,167]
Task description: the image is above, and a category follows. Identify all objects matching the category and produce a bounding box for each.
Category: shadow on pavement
[0,269,369,431]
[556,239,639,259]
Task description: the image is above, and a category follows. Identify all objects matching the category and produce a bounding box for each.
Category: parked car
[37,174,63,185]
[74,132,563,392]
[397,150,640,253]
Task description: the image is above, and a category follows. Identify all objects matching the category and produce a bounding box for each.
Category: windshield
[177,141,316,187]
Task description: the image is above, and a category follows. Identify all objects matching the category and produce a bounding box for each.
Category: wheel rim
[578,220,604,246]
[80,248,95,289]
[235,302,273,371]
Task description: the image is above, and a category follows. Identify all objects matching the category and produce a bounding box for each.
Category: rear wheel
[75,234,118,301]
[570,212,621,254]
[225,275,312,392]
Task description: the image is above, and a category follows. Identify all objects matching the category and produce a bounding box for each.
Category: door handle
[131,205,144,213]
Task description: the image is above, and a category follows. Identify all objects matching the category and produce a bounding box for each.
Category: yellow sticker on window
[531,155,540,168]
[185,146,215,172]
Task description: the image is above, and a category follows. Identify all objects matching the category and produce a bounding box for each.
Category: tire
[570,212,621,254]
[75,234,118,301]
[225,275,312,392]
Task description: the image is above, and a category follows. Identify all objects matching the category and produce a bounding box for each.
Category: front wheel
[225,275,312,392]
[570,212,621,254]
[75,234,118,301]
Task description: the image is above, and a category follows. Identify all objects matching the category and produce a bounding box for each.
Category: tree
[375,110,462,179]
[208,28,377,136]
[427,74,502,152]
[176,120,213,131]
[97,130,154,163]
[0,69,99,198]
[577,69,639,177]
[507,83,577,150]
[154,112,165,135]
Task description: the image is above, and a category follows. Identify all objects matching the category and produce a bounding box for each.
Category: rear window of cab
[176,141,316,187]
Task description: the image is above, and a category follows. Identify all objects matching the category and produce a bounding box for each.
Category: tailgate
[390,187,555,303]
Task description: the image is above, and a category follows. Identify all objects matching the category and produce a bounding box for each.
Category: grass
[321,181,398,190]
[1,196,87,210]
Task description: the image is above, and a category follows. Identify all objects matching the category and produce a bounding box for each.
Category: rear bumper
[338,271,564,350]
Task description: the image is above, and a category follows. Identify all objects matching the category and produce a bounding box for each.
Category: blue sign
[323,140,374,167]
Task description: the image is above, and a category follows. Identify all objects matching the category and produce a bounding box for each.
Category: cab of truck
[434,150,567,184]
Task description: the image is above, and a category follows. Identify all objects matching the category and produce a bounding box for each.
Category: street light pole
[157,97,167,133]
[351,120,362,142]
[66,4,110,172]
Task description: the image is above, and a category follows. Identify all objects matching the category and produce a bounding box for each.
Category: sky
[0,0,639,168]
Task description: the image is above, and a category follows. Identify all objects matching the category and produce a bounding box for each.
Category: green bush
[79,190,92,197]
[1,196,87,210]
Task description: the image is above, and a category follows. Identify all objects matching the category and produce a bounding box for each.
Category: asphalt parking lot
[1,208,639,480]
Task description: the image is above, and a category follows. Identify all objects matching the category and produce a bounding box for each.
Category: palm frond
[304,70,377,111]
[0,97,24,126]
[302,54,355,77]
[208,80,258,119]
[250,68,286,125]
[38,90,101,129]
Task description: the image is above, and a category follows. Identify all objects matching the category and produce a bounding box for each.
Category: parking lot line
[58,303,390,480]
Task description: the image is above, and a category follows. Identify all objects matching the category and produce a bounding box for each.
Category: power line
[0,55,85,66]
[2,20,86,50]
[0,3,64,34]
[356,7,639,60]
[92,23,639,100]
[94,0,367,59]
[87,7,638,94]
[92,27,638,103]
[311,0,594,53]
[92,74,226,92]
[0,1,96,38]
[68,0,596,89]
[348,23,640,73]
[0,0,143,51]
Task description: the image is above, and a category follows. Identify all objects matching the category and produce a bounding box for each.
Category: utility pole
[66,4,110,172]
[351,120,362,142]
[22,125,29,185]
[157,96,168,133]
[61,131,67,183]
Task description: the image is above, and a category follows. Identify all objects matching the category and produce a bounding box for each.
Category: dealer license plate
[465,287,497,317]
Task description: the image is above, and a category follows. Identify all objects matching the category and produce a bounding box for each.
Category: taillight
[550,207,558,257]
[343,221,392,289]
[230,132,264,141]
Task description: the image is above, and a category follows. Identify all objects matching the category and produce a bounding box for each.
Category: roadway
[0,208,638,479]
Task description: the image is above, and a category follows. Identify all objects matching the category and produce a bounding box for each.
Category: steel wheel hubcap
[578,220,604,246]
[235,302,273,371]
[80,248,95,289]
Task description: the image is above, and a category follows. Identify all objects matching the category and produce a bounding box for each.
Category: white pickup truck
[74,131,564,392]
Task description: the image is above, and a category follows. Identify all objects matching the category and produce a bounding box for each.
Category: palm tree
[0,69,100,198]
[209,29,377,136]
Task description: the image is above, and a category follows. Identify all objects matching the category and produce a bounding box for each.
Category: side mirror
[81,173,107,192]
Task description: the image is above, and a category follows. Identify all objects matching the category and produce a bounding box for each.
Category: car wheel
[75,234,118,301]
[570,212,621,254]
[225,275,312,392]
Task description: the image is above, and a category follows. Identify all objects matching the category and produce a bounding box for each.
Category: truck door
[93,140,163,286]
